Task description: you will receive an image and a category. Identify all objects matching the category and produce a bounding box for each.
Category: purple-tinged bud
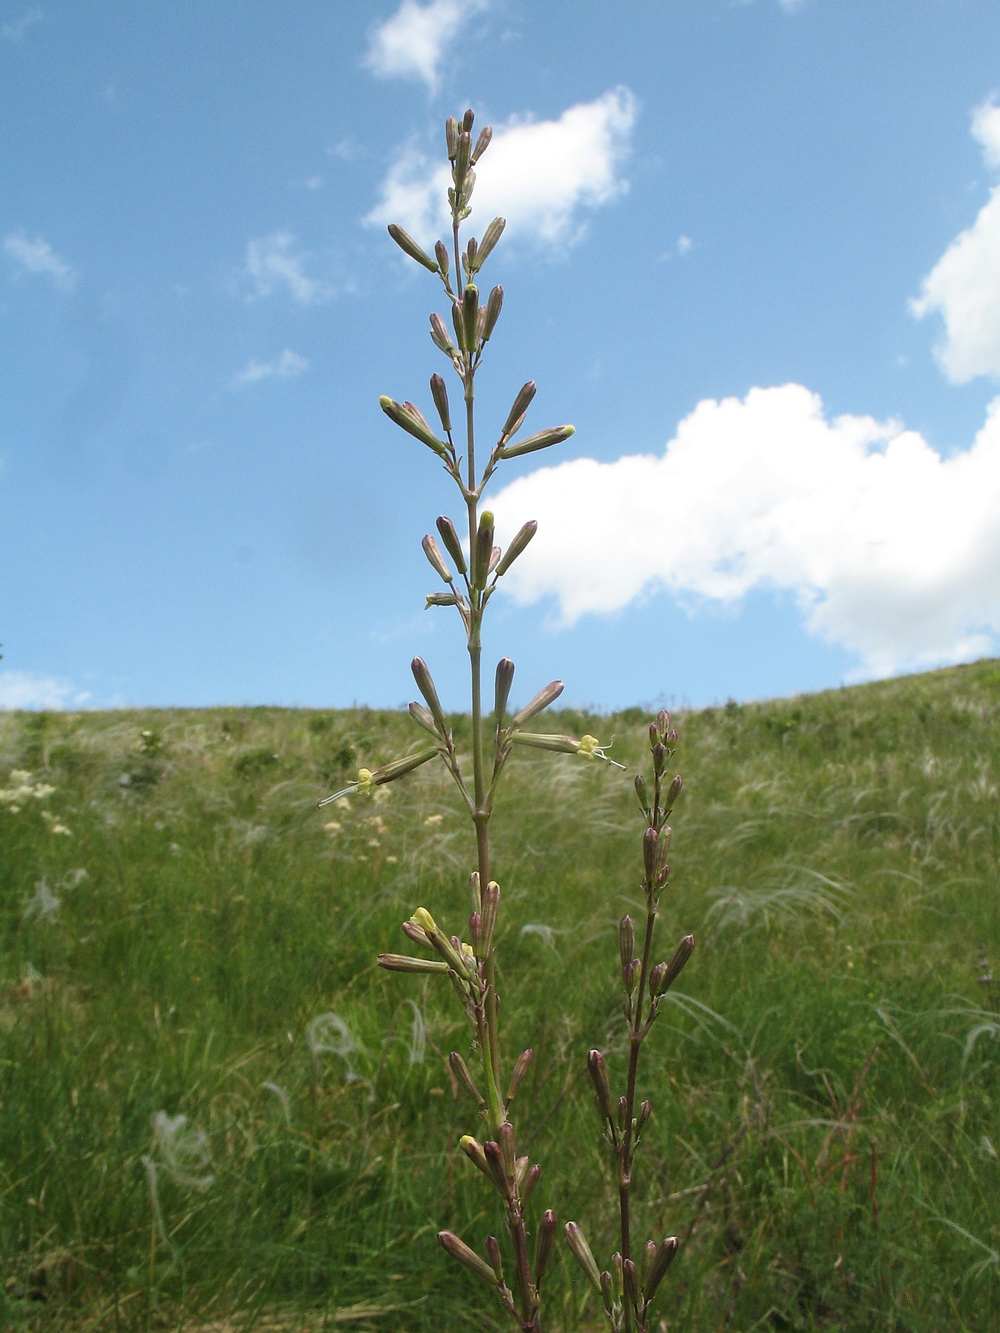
[461,284,479,351]
[377,953,450,974]
[666,774,683,807]
[445,117,459,160]
[464,237,478,277]
[379,397,448,456]
[498,424,575,460]
[587,1050,614,1120]
[387,223,438,273]
[477,215,505,265]
[450,299,467,352]
[623,1258,639,1308]
[450,1052,486,1108]
[642,1237,679,1302]
[471,125,492,163]
[429,373,452,434]
[488,545,501,576]
[455,130,472,183]
[565,1223,602,1293]
[510,680,564,728]
[522,1162,541,1205]
[611,1251,624,1294]
[648,962,666,995]
[636,1100,652,1134]
[485,1234,504,1281]
[472,509,494,589]
[463,108,475,132]
[600,1270,615,1309]
[616,1097,628,1130]
[502,382,536,439]
[469,871,481,912]
[422,533,453,583]
[429,312,457,355]
[402,918,431,949]
[411,657,448,733]
[495,520,537,577]
[655,934,695,995]
[513,1155,530,1191]
[643,827,659,882]
[498,1122,516,1180]
[640,1240,657,1293]
[634,774,650,812]
[494,658,515,722]
[652,741,666,775]
[424,592,458,608]
[438,1230,496,1285]
[506,1048,533,1104]
[534,1210,557,1285]
[408,701,440,738]
[481,285,503,341]
[656,709,671,737]
[483,1139,511,1196]
[619,915,635,972]
[434,239,450,281]
[623,959,639,995]
[648,722,659,746]
[435,515,467,574]
[479,879,500,957]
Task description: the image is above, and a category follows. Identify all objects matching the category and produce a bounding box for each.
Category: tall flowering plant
[323,110,694,1333]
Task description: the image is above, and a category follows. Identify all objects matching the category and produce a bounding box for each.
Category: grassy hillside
[1,661,998,1331]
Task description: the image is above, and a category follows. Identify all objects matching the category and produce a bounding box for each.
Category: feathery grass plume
[322,108,696,1333]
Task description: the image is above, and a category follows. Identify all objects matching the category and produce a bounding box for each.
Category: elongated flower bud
[450,1052,486,1108]
[643,827,659,882]
[565,1223,602,1292]
[377,953,450,974]
[522,1161,541,1205]
[462,284,479,350]
[494,520,537,577]
[454,130,472,183]
[485,1235,504,1281]
[471,125,492,163]
[508,731,578,756]
[481,285,503,341]
[587,1050,614,1120]
[623,1258,639,1308]
[510,680,564,727]
[411,657,448,732]
[438,1231,496,1286]
[387,223,438,273]
[436,515,467,574]
[642,1236,679,1302]
[476,215,505,266]
[499,424,575,460]
[425,592,458,609]
[506,1048,533,1103]
[535,1209,557,1284]
[429,312,456,355]
[464,237,478,278]
[494,658,515,722]
[640,1240,657,1293]
[434,239,450,281]
[450,299,467,352]
[379,396,449,456]
[445,116,459,160]
[619,915,635,972]
[429,373,452,434]
[502,381,536,439]
[408,701,440,738]
[635,774,650,812]
[421,533,453,583]
[472,509,494,589]
[666,774,683,807]
[479,879,500,957]
[654,934,695,995]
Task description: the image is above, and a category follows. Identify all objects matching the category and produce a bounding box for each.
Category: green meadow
[1,660,998,1331]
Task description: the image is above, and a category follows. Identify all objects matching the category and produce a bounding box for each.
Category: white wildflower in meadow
[0,770,57,812]
[41,810,72,836]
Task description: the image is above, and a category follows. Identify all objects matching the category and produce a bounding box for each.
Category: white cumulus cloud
[232,348,309,387]
[244,232,332,304]
[910,97,1000,382]
[488,383,1000,678]
[3,230,77,290]
[364,0,485,90]
[366,87,637,250]
[0,671,91,710]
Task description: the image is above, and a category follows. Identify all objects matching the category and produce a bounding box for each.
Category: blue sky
[3,0,1000,714]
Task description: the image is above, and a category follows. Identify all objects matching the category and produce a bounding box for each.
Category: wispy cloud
[1,7,43,41]
[232,348,309,387]
[489,383,1000,678]
[3,230,77,291]
[366,87,637,250]
[364,0,486,91]
[243,232,333,304]
[910,97,1000,382]
[0,670,91,710]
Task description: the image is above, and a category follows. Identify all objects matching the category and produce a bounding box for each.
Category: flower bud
[463,236,478,277]
[461,284,479,350]
[450,299,467,352]
[424,592,458,609]
[421,533,453,583]
[600,1270,614,1310]
[411,657,448,732]
[498,424,575,460]
[587,1050,614,1120]
[656,709,671,737]
[618,915,635,972]
[640,1239,657,1293]
[429,312,457,355]
[450,1052,486,1108]
[565,1222,602,1292]
[445,117,459,160]
[485,1234,504,1281]
[438,1230,496,1286]
[476,215,505,265]
[481,285,503,341]
[454,130,472,184]
[483,1139,511,1196]
[534,1209,557,1284]
[468,870,481,912]
[666,773,683,807]
[494,520,537,577]
[652,741,666,775]
[471,125,492,163]
[510,680,564,727]
[494,658,515,722]
[498,1122,516,1181]
[522,1161,541,1205]
[654,934,695,995]
[623,1258,639,1308]
[642,1236,679,1302]
[634,774,650,812]
[502,382,536,440]
[435,515,467,574]
[377,953,450,974]
[472,509,494,589]
[434,239,450,281]
[429,373,452,434]
[386,223,438,273]
[402,917,431,949]
[636,1100,652,1134]
[479,879,499,956]
[462,108,475,133]
[508,731,579,756]
[379,396,449,456]
[408,701,440,738]
[506,1048,533,1104]
[643,827,659,882]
